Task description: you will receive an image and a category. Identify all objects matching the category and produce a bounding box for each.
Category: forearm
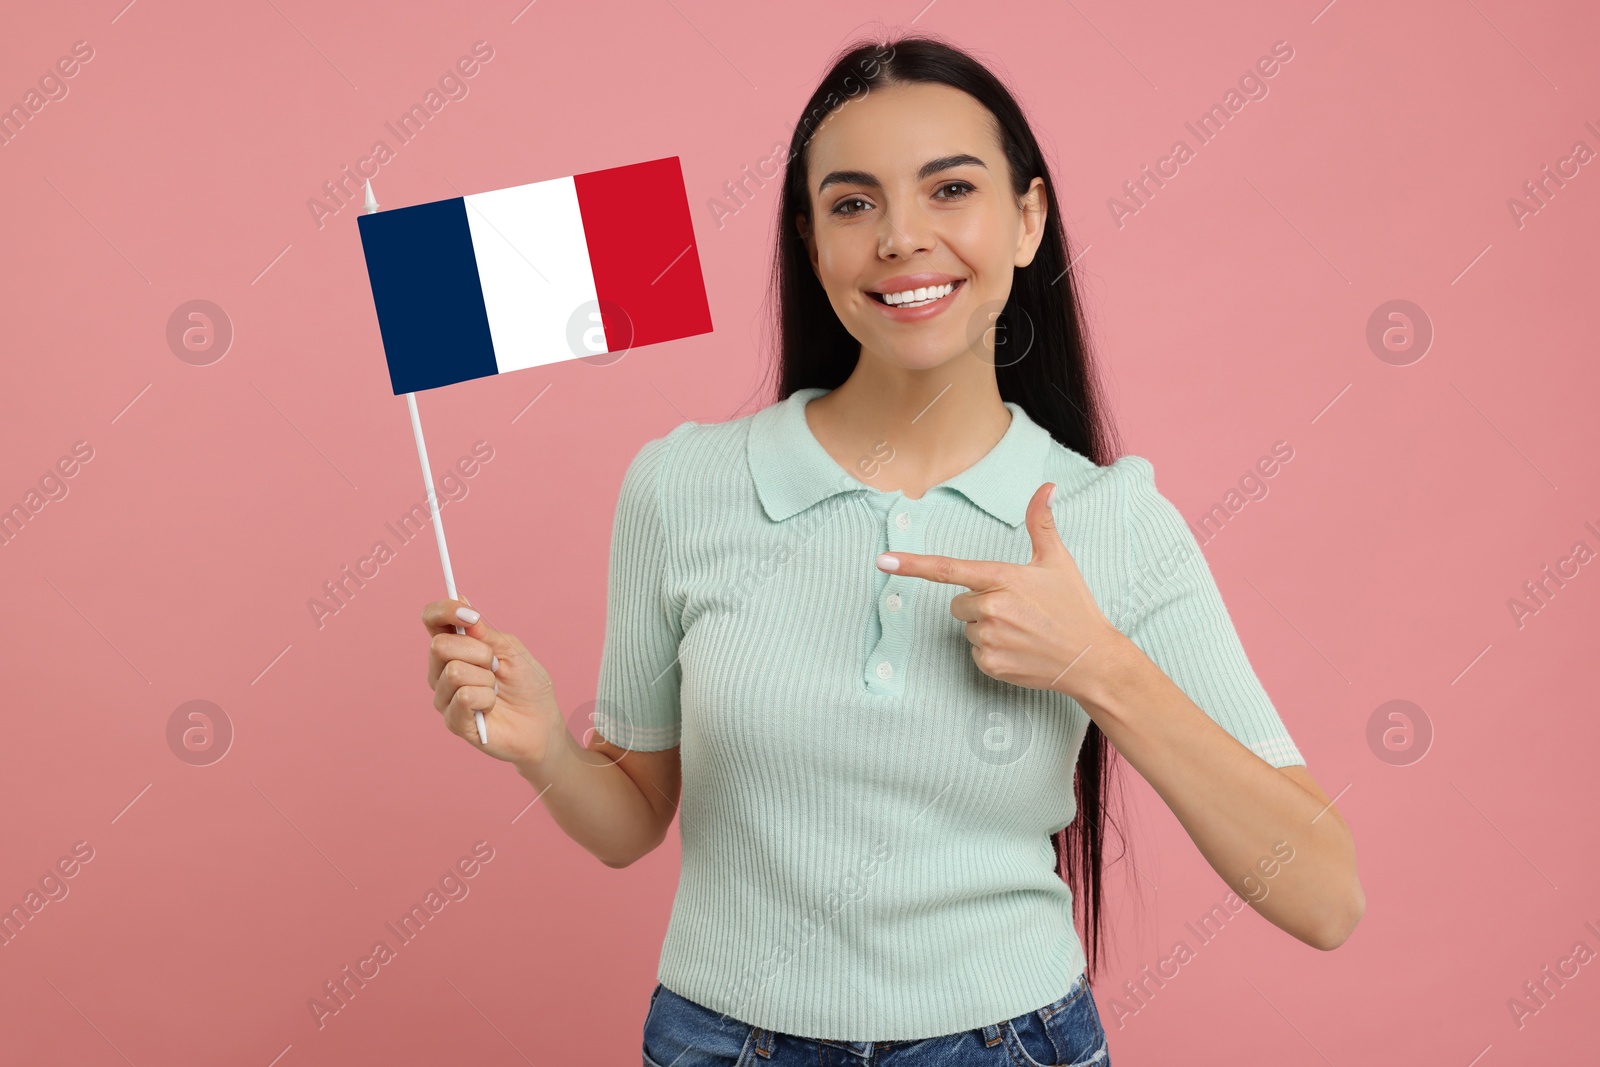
[1071,635,1362,949]
[514,727,664,869]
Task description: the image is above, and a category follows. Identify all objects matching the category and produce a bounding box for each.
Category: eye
[830,181,973,217]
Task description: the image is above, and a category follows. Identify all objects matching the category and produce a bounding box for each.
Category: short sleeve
[590,429,687,752]
[1115,455,1305,768]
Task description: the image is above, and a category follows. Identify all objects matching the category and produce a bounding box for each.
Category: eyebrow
[816,154,988,195]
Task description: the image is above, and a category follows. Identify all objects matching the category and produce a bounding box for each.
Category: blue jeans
[642,970,1111,1066]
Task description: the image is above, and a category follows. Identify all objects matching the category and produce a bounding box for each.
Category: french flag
[357,156,712,394]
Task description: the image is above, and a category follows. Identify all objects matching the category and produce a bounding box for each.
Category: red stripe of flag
[572,156,713,352]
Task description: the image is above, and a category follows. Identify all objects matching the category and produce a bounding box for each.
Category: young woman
[423,34,1363,1067]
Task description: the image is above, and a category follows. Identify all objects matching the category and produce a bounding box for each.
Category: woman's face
[799,80,1047,374]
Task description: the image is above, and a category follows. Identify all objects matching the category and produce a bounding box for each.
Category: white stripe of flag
[357,156,712,394]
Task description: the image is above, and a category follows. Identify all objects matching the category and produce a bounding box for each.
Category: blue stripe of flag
[357,197,499,394]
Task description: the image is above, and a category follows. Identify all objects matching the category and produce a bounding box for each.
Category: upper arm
[1116,455,1306,768]
[591,429,689,752]
[588,732,681,850]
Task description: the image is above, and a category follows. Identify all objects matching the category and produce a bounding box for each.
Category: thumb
[455,601,514,669]
[1027,483,1067,565]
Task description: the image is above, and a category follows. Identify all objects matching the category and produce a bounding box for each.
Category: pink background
[2,0,1597,1063]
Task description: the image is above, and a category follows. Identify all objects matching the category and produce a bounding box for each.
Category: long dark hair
[759,33,1132,983]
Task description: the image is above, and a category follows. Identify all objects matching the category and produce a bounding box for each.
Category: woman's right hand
[422,597,566,769]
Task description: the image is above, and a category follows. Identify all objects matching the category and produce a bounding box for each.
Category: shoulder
[1043,447,1201,571]
[626,403,764,470]
[1106,455,1216,616]
[1117,457,1196,525]
[1097,452,1200,554]
[618,405,766,520]
[1038,442,1161,512]
[613,421,697,525]
[623,418,699,478]
[626,408,760,493]
[1046,447,1174,513]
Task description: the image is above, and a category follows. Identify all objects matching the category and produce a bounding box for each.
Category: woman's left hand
[876,482,1125,702]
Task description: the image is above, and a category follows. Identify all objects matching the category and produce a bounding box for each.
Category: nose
[877,202,935,259]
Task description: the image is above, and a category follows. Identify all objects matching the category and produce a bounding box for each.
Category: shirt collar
[747,386,1055,527]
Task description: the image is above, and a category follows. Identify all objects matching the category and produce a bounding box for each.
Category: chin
[862,336,969,373]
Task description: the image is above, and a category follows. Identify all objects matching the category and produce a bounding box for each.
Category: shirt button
[895,511,910,530]
[875,661,893,680]
[886,593,902,611]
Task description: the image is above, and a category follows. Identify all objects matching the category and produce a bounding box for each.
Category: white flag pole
[365,179,490,746]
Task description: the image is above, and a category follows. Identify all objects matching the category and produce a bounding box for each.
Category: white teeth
[879,282,955,306]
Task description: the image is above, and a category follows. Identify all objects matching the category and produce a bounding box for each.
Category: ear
[1014,177,1048,269]
[796,213,820,277]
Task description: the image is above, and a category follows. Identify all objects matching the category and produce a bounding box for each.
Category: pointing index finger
[877,551,1002,590]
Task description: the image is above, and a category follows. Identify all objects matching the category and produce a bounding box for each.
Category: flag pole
[365,178,490,746]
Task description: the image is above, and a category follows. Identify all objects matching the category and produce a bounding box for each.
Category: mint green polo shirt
[593,386,1304,1041]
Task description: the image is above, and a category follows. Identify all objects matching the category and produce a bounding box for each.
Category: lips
[866,272,967,299]
[867,278,966,305]
[864,278,968,322]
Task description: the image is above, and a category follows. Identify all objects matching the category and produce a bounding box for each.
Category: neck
[805,352,1011,497]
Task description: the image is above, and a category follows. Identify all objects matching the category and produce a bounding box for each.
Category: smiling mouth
[868,279,965,308]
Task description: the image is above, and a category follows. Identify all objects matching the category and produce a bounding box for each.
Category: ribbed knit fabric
[593,386,1304,1041]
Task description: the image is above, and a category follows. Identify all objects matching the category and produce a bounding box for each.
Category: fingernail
[456,606,480,624]
[491,654,499,673]
[493,680,499,695]
[877,553,899,572]
[1047,484,1058,507]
